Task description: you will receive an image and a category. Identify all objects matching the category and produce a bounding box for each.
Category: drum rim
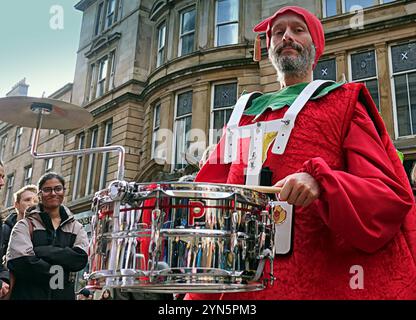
[94,181,270,207]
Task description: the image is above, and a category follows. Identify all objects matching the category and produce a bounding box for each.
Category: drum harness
[224,80,335,284]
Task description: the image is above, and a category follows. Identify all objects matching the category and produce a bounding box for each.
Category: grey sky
[0,0,82,98]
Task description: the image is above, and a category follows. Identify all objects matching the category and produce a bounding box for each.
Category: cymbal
[0,96,93,129]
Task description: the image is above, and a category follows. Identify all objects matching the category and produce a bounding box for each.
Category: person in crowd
[77,287,93,300]
[186,6,416,299]
[6,172,89,300]
[1,185,38,260]
[99,288,112,300]
[0,161,10,298]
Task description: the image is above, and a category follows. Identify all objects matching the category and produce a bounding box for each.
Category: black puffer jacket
[1,212,17,259]
[6,205,88,300]
[0,214,13,287]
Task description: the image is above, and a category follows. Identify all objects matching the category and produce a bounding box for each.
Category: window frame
[13,127,23,155]
[348,48,380,109]
[108,51,116,91]
[96,56,109,98]
[313,57,338,81]
[214,0,239,47]
[178,6,196,57]
[94,2,104,36]
[5,173,15,208]
[87,50,116,102]
[23,165,33,185]
[389,40,416,139]
[151,103,162,160]
[106,0,116,29]
[45,158,54,172]
[156,22,167,67]
[172,90,193,171]
[94,0,122,35]
[323,0,397,18]
[209,81,238,145]
[0,134,7,162]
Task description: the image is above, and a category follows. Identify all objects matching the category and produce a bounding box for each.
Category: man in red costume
[186,6,416,299]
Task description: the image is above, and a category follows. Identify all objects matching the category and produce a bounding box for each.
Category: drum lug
[268,254,276,287]
[108,180,128,201]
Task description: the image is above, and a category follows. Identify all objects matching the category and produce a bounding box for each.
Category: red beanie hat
[253,6,325,69]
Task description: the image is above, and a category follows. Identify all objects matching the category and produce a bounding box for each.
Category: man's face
[268,12,315,76]
[15,190,38,217]
[0,166,5,190]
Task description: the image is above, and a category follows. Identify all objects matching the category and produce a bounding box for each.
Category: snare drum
[86,181,275,293]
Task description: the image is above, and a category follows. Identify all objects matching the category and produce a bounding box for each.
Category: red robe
[186,83,416,299]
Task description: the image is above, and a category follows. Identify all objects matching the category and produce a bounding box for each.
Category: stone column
[335,51,347,82]
[190,83,210,160]
[375,42,394,138]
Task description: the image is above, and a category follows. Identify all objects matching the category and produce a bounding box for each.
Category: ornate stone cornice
[85,33,122,58]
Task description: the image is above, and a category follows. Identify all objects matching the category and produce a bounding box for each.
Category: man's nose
[282,29,294,43]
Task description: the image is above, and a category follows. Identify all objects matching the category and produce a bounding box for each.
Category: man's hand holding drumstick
[274,172,320,207]
[229,172,319,207]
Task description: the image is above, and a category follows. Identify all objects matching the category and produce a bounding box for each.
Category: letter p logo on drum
[188,201,205,226]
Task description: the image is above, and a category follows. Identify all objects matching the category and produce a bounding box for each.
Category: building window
[96,57,108,98]
[179,7,196,57]
[73,133,85,200]
[0,134,7,161]
[211,83,237,144]
[313,58,337,81]
[322,0,338,17]
[151,103,162,160]
[157,23,166,67]
[174,91,193,170]
[94,0,122,35]
[323,0,397,17]
[106,0,116,28]
[5,174,15,208]
[94,2,104,35]
[87,51,116,101]
[13,127,23,155]
[45,158,53,172]
[28,129,35,147]
[88,64,96,102]
[109,51,116,90]
[23,165,33,185]
[391,41,416,137]
[215,0,239,47]
[99,120,113,190]
[350,49,380,109]
[86,127,98,196]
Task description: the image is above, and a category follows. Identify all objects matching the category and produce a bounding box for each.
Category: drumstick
[226,183,282,194]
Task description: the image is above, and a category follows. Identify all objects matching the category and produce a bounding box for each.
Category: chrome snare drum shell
[86,182,274,293]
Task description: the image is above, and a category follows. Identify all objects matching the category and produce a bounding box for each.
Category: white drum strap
[272,80,334,154]
[224,80,334,185]
[224,92,262,164]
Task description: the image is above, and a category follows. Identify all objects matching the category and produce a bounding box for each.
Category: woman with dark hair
[6,172,89,300]
[100,288,112,300]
